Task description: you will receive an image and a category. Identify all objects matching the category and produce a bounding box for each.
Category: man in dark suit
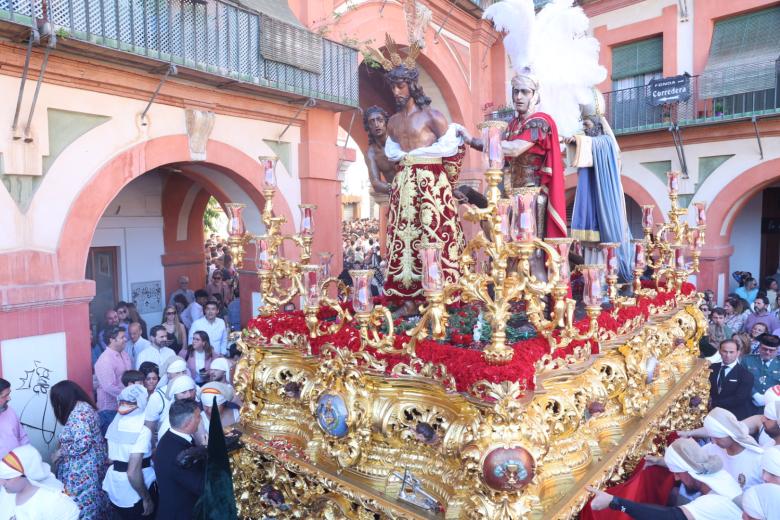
[153,399,204,519]
[709,339,754,420]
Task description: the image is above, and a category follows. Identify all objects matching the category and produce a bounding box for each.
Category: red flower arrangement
[246,282,696,394]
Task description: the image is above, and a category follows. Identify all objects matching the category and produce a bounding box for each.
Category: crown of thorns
[365,34,420,72]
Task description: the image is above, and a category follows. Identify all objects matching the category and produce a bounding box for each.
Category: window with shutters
[701,6,780,100]
[610,37,664,131]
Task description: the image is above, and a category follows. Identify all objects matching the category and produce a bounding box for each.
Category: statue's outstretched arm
[501,139,533,158]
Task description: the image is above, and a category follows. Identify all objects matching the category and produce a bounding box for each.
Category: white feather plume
[483,0,607,137]
[483,0,536,74]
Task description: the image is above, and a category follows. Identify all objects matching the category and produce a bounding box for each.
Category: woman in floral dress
[50,380,111,519]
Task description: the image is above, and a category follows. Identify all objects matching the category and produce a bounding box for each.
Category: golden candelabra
[408,121,601,364]
[639,171,706,295]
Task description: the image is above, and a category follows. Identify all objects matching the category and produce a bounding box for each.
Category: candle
[349,270,374,313]
[478,121,508,170]
[693,201,706,226]
[259,156,278,187]
[511,188,539,242]
[633,240,646,270]
[582,265,604,306]
[544,238,573,284]
[301,265,322,307]
[420,243,443,292]
[641,205,655,230]
[602,243,619,277]
[496,198,512,239]
[299,204,316,236]
[319,252,333,278]
[667,171,679,194]
[224,203,246,237]
[255,236,272,270]
[694,230,704,249]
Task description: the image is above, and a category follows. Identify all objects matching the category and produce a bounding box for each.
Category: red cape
[531,112,567,238]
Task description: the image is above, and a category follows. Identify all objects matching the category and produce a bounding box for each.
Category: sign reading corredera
[647,75,692,106]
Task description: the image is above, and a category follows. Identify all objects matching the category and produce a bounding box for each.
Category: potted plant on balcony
[713,100,724,117]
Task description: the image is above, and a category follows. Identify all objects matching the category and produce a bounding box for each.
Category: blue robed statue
[569,90,633,282]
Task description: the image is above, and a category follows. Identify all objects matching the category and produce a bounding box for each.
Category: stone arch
[705,157,780,247]
[334,1,470,133]
[56,135,296,282]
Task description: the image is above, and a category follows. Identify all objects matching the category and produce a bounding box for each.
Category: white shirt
[144,387,169,423]
[135,346,177,371]
[188,317,228,356]
[127,337,151,364]
[180,301,203,329]
[702,443,764,490]
[194,351,206,373]
[0,486,80,520]
[102,422,156,508]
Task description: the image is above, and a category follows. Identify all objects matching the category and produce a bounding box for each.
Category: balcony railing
[605,60,780,135]
[0,0,359,108]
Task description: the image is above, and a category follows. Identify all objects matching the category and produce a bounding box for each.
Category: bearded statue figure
[569,88,634,281]
[365,35,466,300]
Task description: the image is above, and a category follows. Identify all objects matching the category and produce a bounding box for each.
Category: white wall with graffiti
[0,332,68,457]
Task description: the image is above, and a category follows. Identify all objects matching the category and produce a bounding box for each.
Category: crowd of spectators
[341,218,385,296]
[0,321,242,519]
[0,234,246,518]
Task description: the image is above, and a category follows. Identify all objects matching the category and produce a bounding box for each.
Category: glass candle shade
[694,230,704,249]
[299,204,316,236]
[633,240,647,270]
[581,265,604,307]
[349,270,374,313]
[667,171,680,195]
[224,203,246,238]
[255,235,272,270]
[511,188,539,242]
[641,205,655,230]
[259,156,278,187]
[478,120,508,170]
[301,265,322,307]
[601,243,619,277]
[420,243,444,292]
[544,238,573,285]
[319,252,333,278]
[693,201,706,226]
[496,198,512,240]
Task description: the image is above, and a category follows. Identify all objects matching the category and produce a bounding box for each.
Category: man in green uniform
[742,334,780,416]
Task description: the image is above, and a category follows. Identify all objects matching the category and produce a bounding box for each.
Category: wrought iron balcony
[0,0,359,109]
[604,60,780,135]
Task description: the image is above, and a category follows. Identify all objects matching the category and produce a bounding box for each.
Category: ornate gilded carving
[232,299,709,520]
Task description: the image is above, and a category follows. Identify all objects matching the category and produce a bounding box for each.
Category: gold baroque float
[232,297,708,519]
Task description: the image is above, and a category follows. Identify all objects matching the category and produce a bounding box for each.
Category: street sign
[648,75,691,106]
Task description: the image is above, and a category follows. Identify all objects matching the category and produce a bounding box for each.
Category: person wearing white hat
[762,446,780,484]
[144,357,189,449]
[0,444,78,520]
[157,376,197,440]
[739,483,780,520]
[679,385,780,448]
[208,357,232,385]
[200,382,239,436]
[700,407,764,489]
[589,438,743,519]
[103,384,157,518]
[743,385,780,447]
